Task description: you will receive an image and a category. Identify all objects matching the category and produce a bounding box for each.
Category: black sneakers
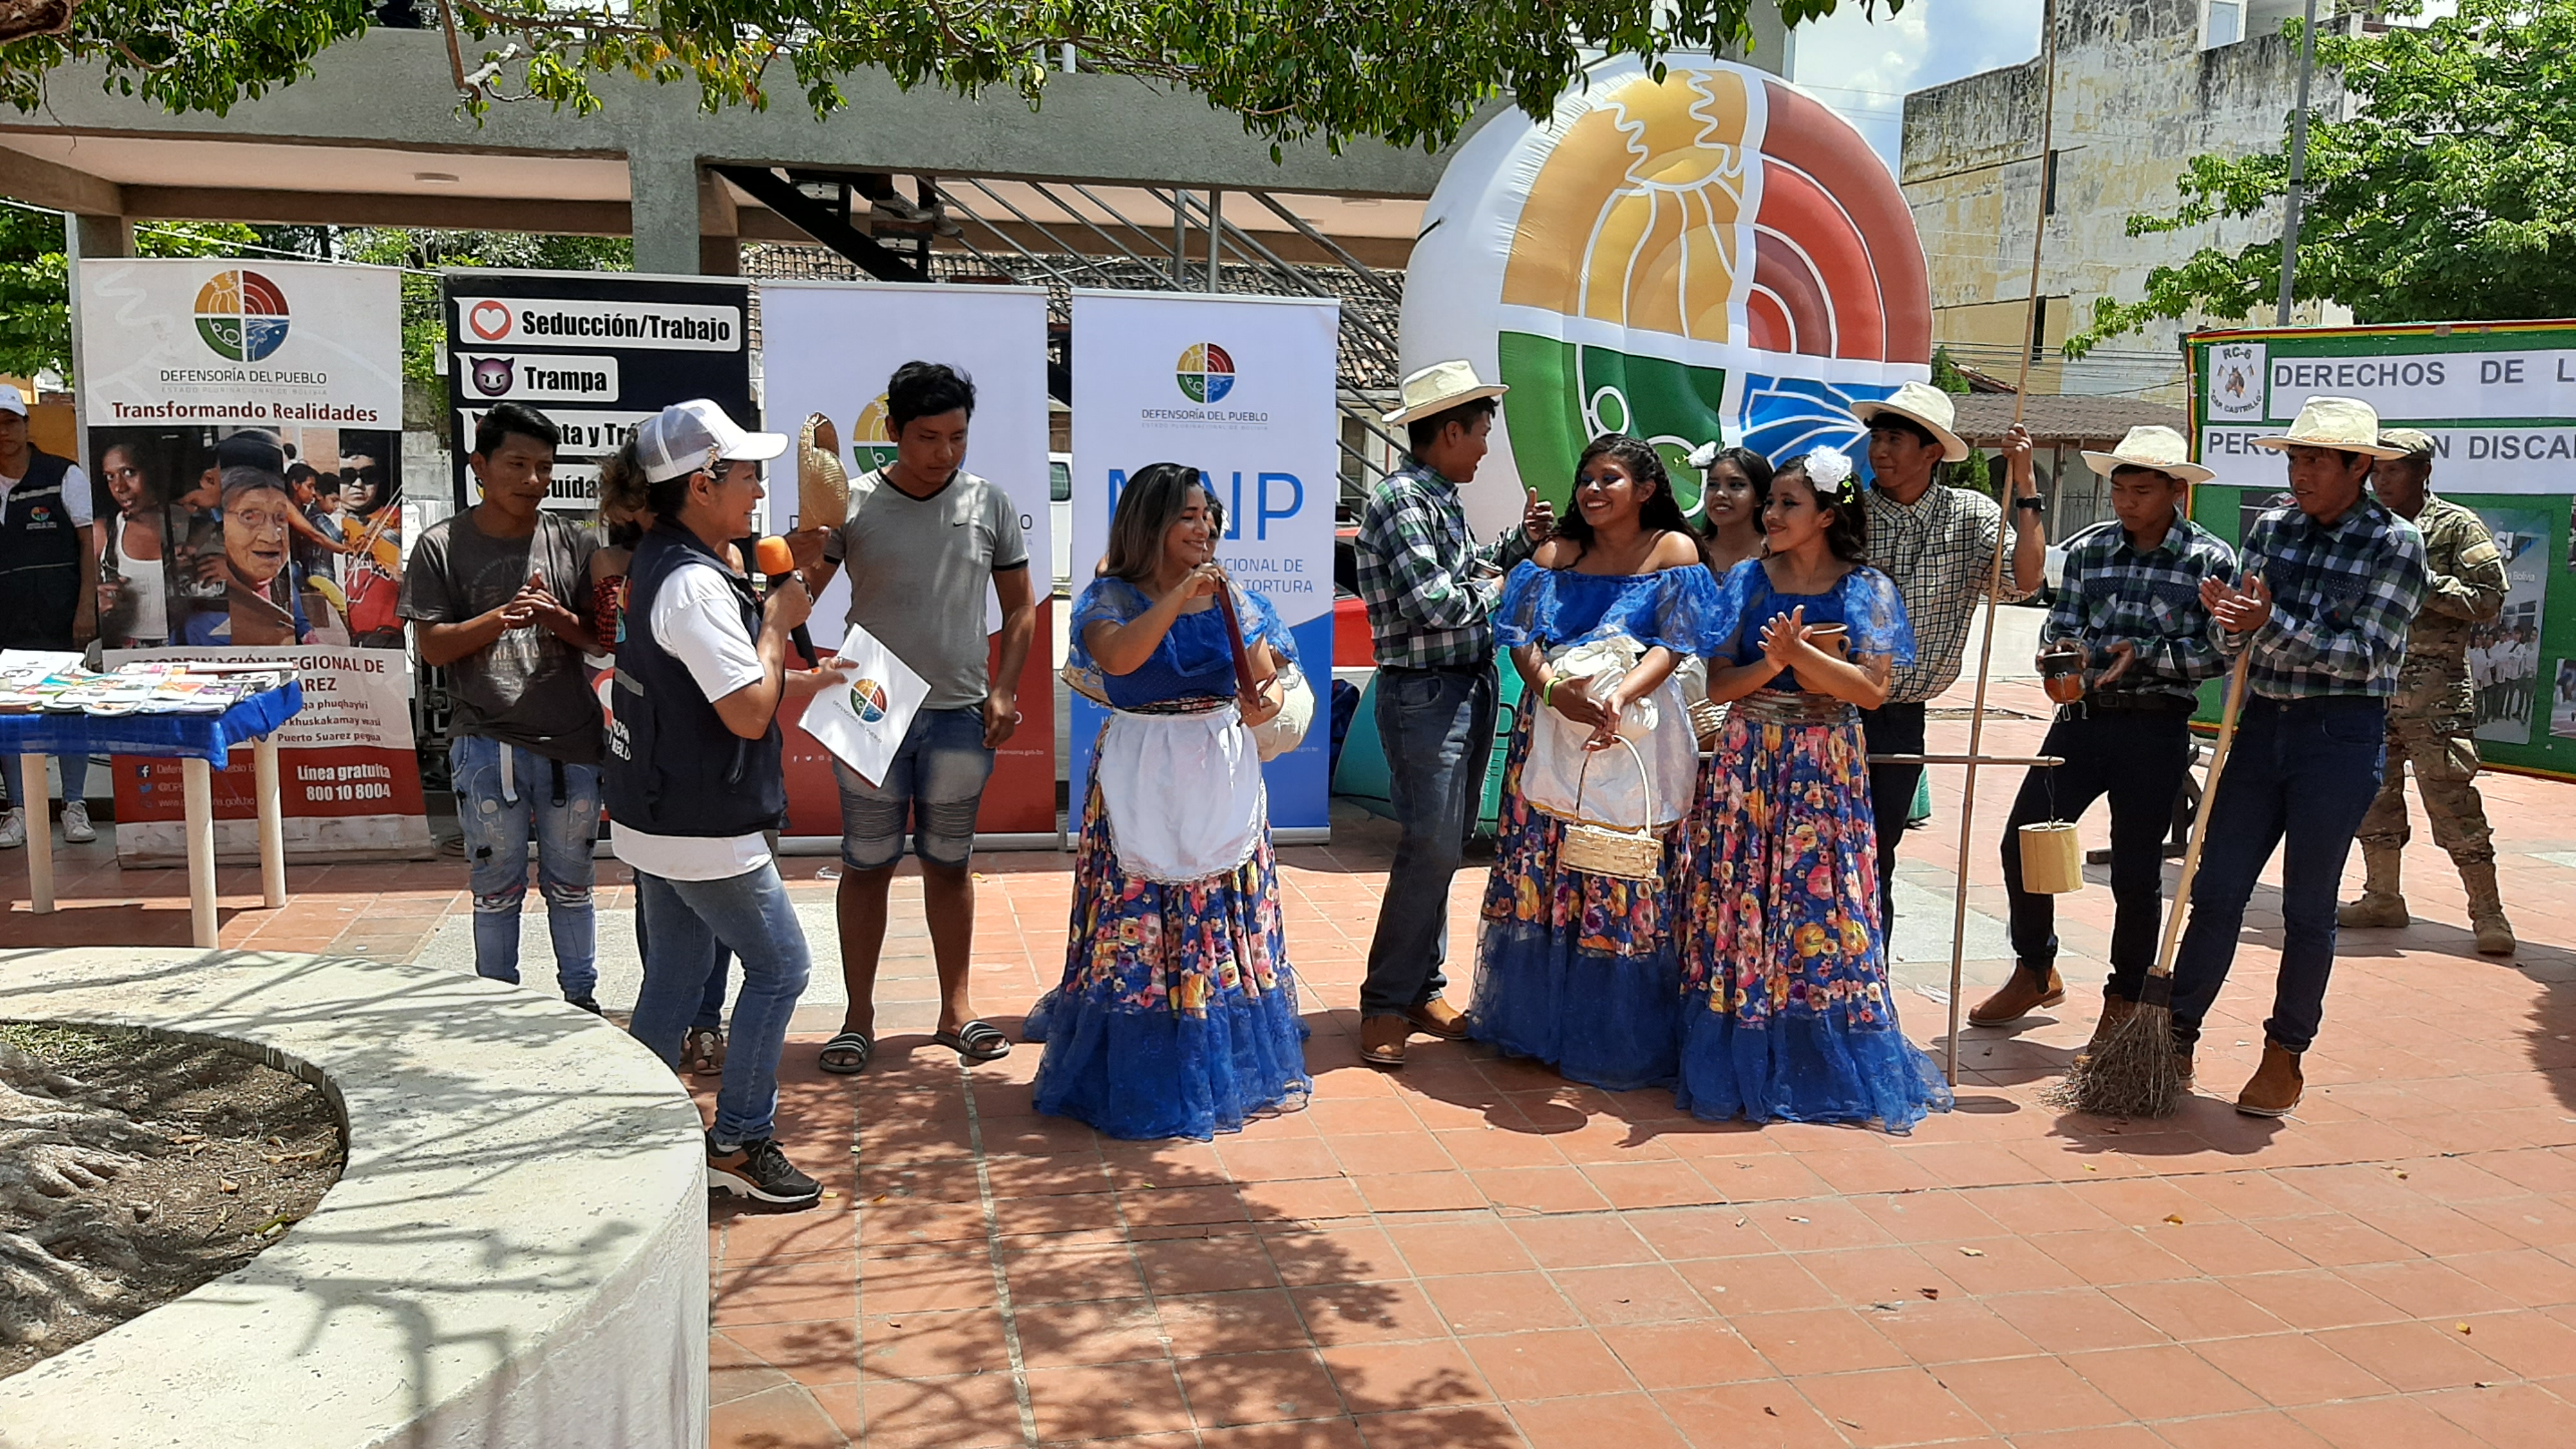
[567,996,604,1016]
[707,1133,822,1209]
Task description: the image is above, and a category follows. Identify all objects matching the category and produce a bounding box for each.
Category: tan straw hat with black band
[1383,360,1510,426]
[2079,425,2213,485]
[2250,395,2407,459]
[1850,379,1971,463]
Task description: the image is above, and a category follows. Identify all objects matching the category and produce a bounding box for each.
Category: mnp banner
[757,281,1057,842]
[2190,320,2576,777]
[77,257,431,860]
[1068,290,1340,839]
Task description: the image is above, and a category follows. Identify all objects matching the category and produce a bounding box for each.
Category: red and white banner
[106,646,435,863]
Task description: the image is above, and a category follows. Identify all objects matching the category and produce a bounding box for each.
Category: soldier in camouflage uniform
[2339,428,2515,954]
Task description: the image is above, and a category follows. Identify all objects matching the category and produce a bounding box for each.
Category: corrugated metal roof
[1951,393,2187,444]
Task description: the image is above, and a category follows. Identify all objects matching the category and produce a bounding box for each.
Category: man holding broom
[2170,397,2425,1117]
[1973,427,2235,1041]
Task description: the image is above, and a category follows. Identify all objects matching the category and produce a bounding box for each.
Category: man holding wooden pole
[1855,381,2047,943]
[2174,397,2426,1117]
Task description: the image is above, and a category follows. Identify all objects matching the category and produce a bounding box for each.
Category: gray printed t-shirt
[824,468,1029,710]
[398,508,603,763]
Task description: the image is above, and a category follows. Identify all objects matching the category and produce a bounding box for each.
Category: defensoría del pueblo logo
[848,679,889,724]
[1175,343,1236,403]
[195,269,292,362]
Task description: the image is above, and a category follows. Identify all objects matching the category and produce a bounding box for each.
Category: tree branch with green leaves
[2067,0,2576,357]
[5,0,1870,155]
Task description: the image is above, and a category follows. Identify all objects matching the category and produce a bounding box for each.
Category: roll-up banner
[1067,290,1340,840]
[441,271,754,513]
[75,256,434,860]
[757,281,1058,844]
[2189,320,2576,777]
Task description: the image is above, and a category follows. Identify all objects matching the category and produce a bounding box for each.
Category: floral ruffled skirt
[1025,779,1310,1141]
[1672,705,1951,1132]
[1467,716,1686,1092]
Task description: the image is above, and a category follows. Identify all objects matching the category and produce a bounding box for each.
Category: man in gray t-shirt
[805,362,1036,1075]
[397,402,606,1010]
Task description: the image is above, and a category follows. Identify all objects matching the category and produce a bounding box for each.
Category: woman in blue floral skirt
[1676,448,1952,1130]
[1470,435,1723,1090]
[1026,464,1310,1139]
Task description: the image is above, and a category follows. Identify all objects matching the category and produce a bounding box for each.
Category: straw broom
[2049,650,2251,1117]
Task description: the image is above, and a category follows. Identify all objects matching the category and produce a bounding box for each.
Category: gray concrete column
[64,211,133,470]
[627,148,705,276]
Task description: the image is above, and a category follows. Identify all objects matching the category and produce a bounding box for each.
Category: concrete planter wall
[0,949,708,1449]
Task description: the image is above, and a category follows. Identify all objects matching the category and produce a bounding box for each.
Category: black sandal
[817,1030,873,1075]
[933,1020,1012,1063]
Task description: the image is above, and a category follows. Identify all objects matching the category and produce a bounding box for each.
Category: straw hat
[1383,360,1510,426]
[2079,425,2213,485]
[2251,396,2407,459]
[1851,379,1971,462]
[2378,428,2438,458]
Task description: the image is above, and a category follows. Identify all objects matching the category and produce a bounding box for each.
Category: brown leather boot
[1359,1015,1409,1068]
[2337,843,2409,928]
[2458,859,2517,956]
[2070,995,2139,1065]
[1968,965,2066,1026]
[2235,1039,2304,1117]
[1403,994,1471,1041]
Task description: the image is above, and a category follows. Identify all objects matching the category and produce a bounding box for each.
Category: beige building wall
[1900,0,2355,401]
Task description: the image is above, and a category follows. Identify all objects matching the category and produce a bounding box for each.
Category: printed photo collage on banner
[2193,321,2576,772]
[77,257,432,862]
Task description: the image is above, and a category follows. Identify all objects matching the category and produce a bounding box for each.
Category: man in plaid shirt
[2174,396,2428,1117]
[1973,427,2235,1043]
[1853,381,2047,940]
[1352,361,1553,1067]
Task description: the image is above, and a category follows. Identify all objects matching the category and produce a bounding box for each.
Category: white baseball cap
[634,399,789,484]
[0,384,26,417]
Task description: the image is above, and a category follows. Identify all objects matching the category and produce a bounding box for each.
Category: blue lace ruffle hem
[1025,982,1312,1142]
[1672,987,1953,1133]
[1468,921,1681,1092]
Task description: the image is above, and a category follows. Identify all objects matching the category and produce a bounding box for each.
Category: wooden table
[6,681,303,949]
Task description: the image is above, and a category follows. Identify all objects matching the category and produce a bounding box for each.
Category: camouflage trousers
[2355,708,2495,866]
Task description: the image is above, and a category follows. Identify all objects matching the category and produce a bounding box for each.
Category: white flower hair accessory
[1804,446,1857,500]
[1685,440,1721,469]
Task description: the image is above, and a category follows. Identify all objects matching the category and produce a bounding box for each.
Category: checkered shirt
[1354,462,1533,670]
[2044,516,2239,705]
[2232,495,2429,699]
[1866,482,2007,703]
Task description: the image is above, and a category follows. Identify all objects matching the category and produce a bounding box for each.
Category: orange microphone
[752,536,818,665]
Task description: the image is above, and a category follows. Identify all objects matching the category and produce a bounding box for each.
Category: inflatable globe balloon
[1401,55,1934,534]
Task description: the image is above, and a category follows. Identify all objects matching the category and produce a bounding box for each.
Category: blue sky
[1785,0,2047,169]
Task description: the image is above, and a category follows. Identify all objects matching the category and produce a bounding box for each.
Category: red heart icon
[468,299,512,341]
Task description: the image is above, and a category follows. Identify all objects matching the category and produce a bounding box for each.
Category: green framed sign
[2186,321,2576,778]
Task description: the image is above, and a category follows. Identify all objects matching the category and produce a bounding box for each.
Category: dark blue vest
[0,447,80,650]
[603,522,786,838]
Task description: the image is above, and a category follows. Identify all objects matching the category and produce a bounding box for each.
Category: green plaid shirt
[2231,495,2428,699]
[1354,462,1533,669]
[2043,515,2238,705]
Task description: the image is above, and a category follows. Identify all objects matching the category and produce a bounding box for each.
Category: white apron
[1096,705,1267,884]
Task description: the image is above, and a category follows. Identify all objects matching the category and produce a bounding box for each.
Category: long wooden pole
[1943,0,2058,1087]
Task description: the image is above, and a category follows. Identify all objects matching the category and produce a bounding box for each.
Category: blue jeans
[834,706,995,870]
[2171,696,2387,1052]
[632,904,734,1030]
[2002,705,2194,1000]
[449,735,599,1001]
[1361,664,1497,1018]
[629,862,810,1144]
[1,752,87,810]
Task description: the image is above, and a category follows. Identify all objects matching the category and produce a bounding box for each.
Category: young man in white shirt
[606,401,846,1208]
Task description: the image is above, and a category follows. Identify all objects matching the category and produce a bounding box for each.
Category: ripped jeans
[450,734,600,1001]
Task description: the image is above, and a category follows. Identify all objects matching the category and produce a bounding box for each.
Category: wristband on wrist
[1541,674,1557,708]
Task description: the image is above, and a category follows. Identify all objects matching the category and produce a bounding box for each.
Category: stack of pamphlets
[0,653,298,716]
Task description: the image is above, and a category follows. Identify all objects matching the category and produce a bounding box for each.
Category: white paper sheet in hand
[800,625,930,788]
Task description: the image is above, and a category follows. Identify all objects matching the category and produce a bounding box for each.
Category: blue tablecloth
[0,683,304,768]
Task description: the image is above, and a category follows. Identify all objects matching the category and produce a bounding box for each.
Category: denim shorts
[835,705,995,870]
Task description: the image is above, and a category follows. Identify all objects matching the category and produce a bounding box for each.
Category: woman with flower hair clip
[1674,448,1952,1130]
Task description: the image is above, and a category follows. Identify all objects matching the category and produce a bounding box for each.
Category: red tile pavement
[6,672,2576,1446]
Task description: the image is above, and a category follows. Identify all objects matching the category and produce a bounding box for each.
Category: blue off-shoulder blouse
[1066,575,1300,711]
[1710,558,1915,692]
[1493,559,1728,658]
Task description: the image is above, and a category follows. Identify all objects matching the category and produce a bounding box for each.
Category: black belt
[2076,694,2196,716]
[1381,662,1489,678]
